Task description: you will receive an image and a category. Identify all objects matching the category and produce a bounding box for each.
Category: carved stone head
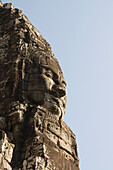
[18,55,67,120]
[0,3,67,120]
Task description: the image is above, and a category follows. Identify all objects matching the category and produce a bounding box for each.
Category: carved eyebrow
[41,65,64,83]
[46,69,52,73]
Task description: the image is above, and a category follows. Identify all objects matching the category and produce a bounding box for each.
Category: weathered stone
[0,117,6,130]
[0,130,14,169]
[1,157,12,170]
[0,1,79,169]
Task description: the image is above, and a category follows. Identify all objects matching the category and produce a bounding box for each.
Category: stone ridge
[0,2,79,170]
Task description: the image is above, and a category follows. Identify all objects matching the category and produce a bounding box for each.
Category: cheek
[42,75,54,91]
[47,78,54,90]
[26,74,54,91]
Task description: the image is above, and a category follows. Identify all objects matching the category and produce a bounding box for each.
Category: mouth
[52,97,60,106]
[51,96,66,109]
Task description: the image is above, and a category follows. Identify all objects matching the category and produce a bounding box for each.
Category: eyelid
[45,71,52,78]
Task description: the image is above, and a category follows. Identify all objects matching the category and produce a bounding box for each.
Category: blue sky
[2,0,113,169]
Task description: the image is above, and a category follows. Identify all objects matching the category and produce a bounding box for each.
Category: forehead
[39,56,62,75]
[25,56,64,80]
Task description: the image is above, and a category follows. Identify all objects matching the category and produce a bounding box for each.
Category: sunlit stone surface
[0,2,79,169]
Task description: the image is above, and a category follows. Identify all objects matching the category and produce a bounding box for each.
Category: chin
[51,104,61,115]
[42,101,62,117]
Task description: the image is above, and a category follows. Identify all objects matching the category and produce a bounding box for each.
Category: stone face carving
[0,2,79,170]
[19,53,67,121]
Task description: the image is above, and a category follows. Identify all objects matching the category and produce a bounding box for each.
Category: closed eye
[45,72,52,78]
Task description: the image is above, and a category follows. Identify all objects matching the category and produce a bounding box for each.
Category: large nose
[52,82,66,97]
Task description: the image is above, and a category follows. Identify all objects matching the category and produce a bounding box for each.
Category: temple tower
[0,2,79,169]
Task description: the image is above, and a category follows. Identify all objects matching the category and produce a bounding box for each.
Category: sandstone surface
[0,2,79,169]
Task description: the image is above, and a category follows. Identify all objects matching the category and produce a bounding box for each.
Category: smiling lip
[52,96,66,108]
[52,97,60,106]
